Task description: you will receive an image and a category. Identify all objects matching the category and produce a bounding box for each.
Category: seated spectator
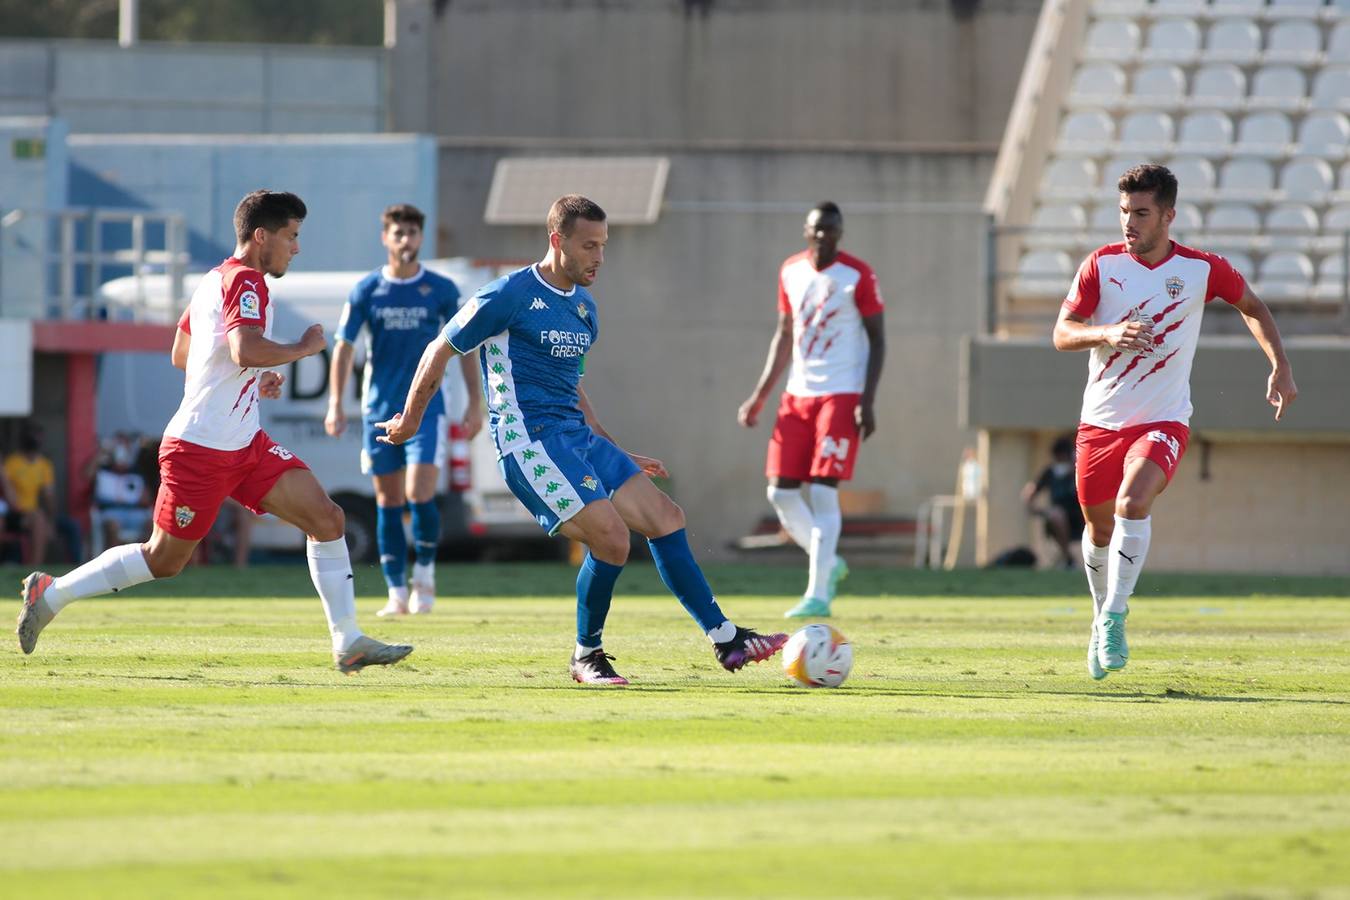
[0,465,24,563]
[1021,435,1084,569]
[91,433,152,549]
[4,430,55,565]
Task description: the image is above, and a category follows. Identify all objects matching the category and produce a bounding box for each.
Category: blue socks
[409,500,440,566]
[648,529,727,633]
[576,553,624,649]
[376,504,407,588]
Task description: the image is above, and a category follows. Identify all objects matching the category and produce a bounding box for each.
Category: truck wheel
[333,493,378,563]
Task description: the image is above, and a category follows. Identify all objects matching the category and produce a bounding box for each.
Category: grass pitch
[1,562,1347,899]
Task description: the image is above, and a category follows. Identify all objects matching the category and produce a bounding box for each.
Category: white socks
[46,544,155,613]
[805,483,841,601]
[307,538,362,653]
[767,485,813,548]
[412,561,434,588]
[575,642,599,660]
[706,620,736,644]
[1082,531,1109,616]
[1105,515,1151,614]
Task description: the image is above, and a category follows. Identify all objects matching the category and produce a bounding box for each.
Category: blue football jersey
[442,264,598,458]
[337,267,461,420]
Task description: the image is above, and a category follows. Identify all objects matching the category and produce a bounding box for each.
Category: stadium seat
[1256,251,1315,301]
[1234,110,1294,158]
[1315,254,1346,301]
[1172,202,1205,236]
[1057,111,1116,154]
[1143,18,1203,63]
[1070,63,1128,108]
[1191,64,1248,109]
[1210,0,1267,13]
[1264,20,1323,65]
[1342,160,1350,196]
[1177,110,1235,156]
[1130,64,1188,108]
[1224,250,1257,282]
[1219,157,1276,201]
[1327,22,1350,63]
[1248,66,1308,111]
[1041,157,1101,200]
[1322,203,1350,235]
[1310,67,1350,111]
[1205,19,1262,65]
[1204,202,1263,249]
[1266,203,1321,248]
[1013,250,1075,298]
[1026,204,1088,250]
[1118,111,1176,154]
[1097,154,1146,190]
[1279,156,1335,200]
[1267,0,1325,18]
[1168,155,1220,196]
[1294,112,1350,159]
[1084,19,1143,61]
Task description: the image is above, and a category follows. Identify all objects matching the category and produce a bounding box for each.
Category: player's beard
[399,248,419,265]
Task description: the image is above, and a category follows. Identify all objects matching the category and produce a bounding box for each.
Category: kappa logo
[174,505,195,530]
[239,289,261,319]
[1146,430,1180,464]
[268,444,295,461]
[1165,275,1185,300]
[581,475,598,492]
[530,298,550,311]
[819,436,851,462]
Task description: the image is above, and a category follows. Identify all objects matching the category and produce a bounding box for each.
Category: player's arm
[577,385,668,478]
[171,328,190,370]
[1231,284,1297,421]
[377,337,457,445]
[456,353,484,439]
[325,339,356,436]
[228,324,325,368]
[577,384,614,443]
[738,311,794,427]
[1052,308,1153,353]
[857,312,886,440]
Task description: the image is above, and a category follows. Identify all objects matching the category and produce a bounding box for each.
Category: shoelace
[1102,620,1125,655]
[582,651,620,678]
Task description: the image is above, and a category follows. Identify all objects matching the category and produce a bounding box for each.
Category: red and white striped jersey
[779,250,884,397]
[1064,242,1245,430]
[163,257,274,451]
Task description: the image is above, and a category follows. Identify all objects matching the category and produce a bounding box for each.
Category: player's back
[164,258,273,452]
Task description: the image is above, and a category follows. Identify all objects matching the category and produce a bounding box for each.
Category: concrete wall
[0,117,69,319]
[0,40,385,134]
[417,0,1041,145]
[436,143,992,555]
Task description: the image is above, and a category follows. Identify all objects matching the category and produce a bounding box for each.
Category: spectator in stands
[3,429,55,564]
[90,432,153,549]
[0,465,23,563]
[1021,435,1083,569]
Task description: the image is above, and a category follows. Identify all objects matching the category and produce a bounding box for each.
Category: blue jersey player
[376,194,788,684]
[326,204,483,617]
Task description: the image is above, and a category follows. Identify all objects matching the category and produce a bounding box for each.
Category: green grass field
[1,562,1347,899]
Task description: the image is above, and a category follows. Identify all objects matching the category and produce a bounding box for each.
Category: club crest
[581,475,598,492]
[174,506,195,529]
[577,303,588,319]
[1165,276,1184,300]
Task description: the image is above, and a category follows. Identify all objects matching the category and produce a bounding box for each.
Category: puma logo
[1118,551,1137,564]
[1086,563,1101,572]
[1108,277,1126,290]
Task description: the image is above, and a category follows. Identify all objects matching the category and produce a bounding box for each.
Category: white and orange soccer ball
[782,624,852,688]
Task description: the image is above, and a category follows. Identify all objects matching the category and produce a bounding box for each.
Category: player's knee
[590,530,630,566]
[310,501,346,543]
[143,544,187,579]
[1115,495,1152,520]
[660,500,686,534]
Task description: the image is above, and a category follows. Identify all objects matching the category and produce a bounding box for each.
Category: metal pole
[60,214,75,319]
[119,0,139,48]
[984,214,998,336]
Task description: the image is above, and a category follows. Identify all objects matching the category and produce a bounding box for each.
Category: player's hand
[1268,367,1298,421]
[324,404,346,437]
[298,324,326,357]
[258,370,285,400]
[630,454,669,479]
[375,412,416,445]
[1103,319,1154,353]
[737,396,763,428]
[460,402,484,441]
[855,402,877,440]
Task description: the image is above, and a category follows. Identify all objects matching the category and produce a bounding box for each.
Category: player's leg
[790,394,861,618]
[404,416,447,614]
[1076,424,1127,680]
[766,394,815,551]
[250,441,412,673]
[364,422,411,616]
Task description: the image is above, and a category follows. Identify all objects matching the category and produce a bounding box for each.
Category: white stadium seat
[1264,20,1322,65]
[1233,111,1294,158]
[1070,63,1128,108]
[1168,155,1219,195]
[1118,111,1175,154]
[1327,22,1350,64]
[1224,251,1256,282]
[1090,203,1122,234]
[1057,111,1116,153]
[1098,154,1148,190]
[1030,203,1088,230]
[1014,251,1075,298]
[1294,112,1350,159]
[1342,160,1350,192]
[1154,0,1209,12]
[1219,157,1276,200]
[1266,203,1321,248]
[1206,202,1263,233]
[1257,251,1315,302]
[1279,156,1335,200]
[1205,19,1262,65]
[1310,68,1350,112]
[1211,0,1266,13]
[1130,64,1188,107]
[1041,157,1101,200]
[1143,18,1203,63]
[1267,0,1325,18]
[1316,254,1346,301]
[1177,110,1235,156]
[1248,66,1307,112]
[1085,20,1143,62]
[1191,64,1247,109]
[1172,202,1205,234]
[1322,203,1350,235]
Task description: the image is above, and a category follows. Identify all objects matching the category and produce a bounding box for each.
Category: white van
[95,259,545,560]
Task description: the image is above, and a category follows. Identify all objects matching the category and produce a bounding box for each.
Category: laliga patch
[239,290,262,319]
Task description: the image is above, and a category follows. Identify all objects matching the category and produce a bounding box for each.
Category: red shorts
[766,392,862,481]
[153,430,308,541]
[1075,420,1190,507]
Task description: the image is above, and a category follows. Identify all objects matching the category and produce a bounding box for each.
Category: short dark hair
[1117,164,1178,209]
[547,194,606,236]
[234,190,307,245]
[382,203,425,230]
[812,201,843,223]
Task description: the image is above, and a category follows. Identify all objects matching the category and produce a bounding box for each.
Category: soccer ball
[782,624,852,688]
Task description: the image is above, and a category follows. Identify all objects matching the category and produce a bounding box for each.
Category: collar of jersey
[380,265,425,285]
[530,264,577,297]
[1127,241,1179,271]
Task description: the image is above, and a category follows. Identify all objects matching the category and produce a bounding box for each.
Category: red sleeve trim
[221,265,270,332]
[1174,244,1246,306]
[839,252,884,316]
[1063,248,1106,318]
[176,306,191,335]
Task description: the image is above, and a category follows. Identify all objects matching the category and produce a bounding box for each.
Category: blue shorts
[362,413,447,476]
[500,428,642,536]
